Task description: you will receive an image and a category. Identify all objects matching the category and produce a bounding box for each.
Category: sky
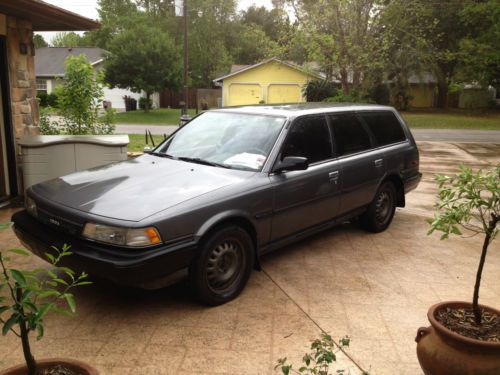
[38,0,275,42]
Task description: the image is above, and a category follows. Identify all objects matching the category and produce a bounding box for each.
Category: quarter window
[281,116,332,164]
[358,111,406,146]
[329,114,372,156]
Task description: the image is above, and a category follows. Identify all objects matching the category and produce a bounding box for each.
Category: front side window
[281,115,333,164]
[329,114,372,156]
[358,111,406,146]
[157,111,285,171]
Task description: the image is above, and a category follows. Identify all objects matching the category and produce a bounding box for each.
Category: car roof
[212,102,396,119]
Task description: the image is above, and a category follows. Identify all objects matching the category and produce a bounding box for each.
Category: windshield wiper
[148,151,175,159]
[177,156,232,169]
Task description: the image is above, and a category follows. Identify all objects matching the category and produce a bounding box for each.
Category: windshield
[156,111,286,171]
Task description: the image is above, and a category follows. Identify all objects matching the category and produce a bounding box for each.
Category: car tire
[190,225,254,306]
[361,181,396,233]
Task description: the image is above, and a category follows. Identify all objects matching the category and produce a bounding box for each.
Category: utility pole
[182,0,188,116]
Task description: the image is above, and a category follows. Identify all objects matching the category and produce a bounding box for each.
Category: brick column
[7,16,39,139]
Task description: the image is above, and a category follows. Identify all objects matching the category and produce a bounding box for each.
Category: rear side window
[329,114,372,156]
[282,116,332,164]
[358,111,406,146]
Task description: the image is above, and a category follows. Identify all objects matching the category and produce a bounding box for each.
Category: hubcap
[206,240,242,292]
[375,190,392,224]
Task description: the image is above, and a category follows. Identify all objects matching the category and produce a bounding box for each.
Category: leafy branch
[0,223,91,375]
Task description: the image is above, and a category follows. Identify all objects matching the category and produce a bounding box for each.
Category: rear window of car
[358,111,406,146]
[329,113,372,156]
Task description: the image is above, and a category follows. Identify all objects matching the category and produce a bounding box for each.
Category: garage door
[229,84,262,106]
[267,84,302,104]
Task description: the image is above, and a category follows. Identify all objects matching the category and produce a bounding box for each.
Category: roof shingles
[35,47,106,77]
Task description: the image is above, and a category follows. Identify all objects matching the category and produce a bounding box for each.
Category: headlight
[26,196,37,217]
[82,223,162,247]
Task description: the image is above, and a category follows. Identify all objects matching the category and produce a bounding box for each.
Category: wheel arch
[381,174,405,207]
[195,211,260,269]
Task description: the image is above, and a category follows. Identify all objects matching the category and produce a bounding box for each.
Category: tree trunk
[145,92,151,112]
[16,289,36,375]
[436,79,449,109]
[472,214,499,324]
[340,69,349,94]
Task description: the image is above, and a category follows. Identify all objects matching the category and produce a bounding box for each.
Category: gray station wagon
[13,103,421,305]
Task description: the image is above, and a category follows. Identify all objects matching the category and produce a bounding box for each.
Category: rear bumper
[403,172,422,194]
[12,210,197,289]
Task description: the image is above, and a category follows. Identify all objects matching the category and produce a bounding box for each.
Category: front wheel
[190,226,254,306]
[361,181,397,233]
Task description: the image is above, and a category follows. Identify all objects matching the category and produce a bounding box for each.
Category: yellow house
[214,58,320,107]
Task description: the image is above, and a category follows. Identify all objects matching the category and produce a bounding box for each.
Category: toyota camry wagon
[13,103,421,305]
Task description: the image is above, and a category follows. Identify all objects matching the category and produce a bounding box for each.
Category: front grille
[37,208,83,236]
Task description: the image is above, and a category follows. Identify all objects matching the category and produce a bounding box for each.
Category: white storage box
[19,135,129,189]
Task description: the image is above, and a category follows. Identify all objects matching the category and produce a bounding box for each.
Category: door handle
[329,170,339,183]
[374,159,383,168]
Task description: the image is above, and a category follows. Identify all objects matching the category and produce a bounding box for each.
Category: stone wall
[6,16,39,139]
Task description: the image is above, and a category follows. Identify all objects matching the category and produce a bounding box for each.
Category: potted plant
[0,223,97,375]
[416,164,500,375]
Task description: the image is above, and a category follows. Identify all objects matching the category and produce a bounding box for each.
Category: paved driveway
[1,142,499,374]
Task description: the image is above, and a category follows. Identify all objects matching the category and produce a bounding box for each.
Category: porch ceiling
[0,0,99,31]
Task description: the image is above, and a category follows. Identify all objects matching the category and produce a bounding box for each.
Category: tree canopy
[104,17,182,110]
[78,0,499,105]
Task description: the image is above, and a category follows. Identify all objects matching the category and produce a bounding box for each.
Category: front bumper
[12,210,197,289]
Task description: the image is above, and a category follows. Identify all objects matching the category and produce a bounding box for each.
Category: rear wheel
[190,225,253,306]
[361,181,396,233]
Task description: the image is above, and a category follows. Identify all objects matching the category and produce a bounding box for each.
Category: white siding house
[35,47,143,110]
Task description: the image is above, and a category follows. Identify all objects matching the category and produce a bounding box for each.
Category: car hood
[31,154,253,222]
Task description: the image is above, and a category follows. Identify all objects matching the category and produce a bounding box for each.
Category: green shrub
[139,97,153,110]
[303,80,338,102]
[39,109,61,135]
[326,91,372,104]
[36,92,58,108]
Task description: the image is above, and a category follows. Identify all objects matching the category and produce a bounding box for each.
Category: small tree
[428,164,499,324]
[104,19,182,112]
[54,54,115,135]
[0,223,91,375]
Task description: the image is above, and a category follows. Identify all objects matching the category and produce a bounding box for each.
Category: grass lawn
[115,108,198,124]
[125,134,167,152]
[401,112,500,130]
[115,108,500,130]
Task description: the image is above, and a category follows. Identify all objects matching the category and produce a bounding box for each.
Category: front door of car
[270,115,341,241]
[328,113,385,215]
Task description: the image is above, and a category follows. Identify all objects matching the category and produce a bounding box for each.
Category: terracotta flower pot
[416,301,500,375]
[0,358,99,375]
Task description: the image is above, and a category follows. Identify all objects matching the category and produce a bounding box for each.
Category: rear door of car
[270,114,341,241]
[328,112,384,215]
[356,110,416,189]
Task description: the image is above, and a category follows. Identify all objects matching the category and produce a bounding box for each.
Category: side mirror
[273,156,308,174]
[144,145,152,153]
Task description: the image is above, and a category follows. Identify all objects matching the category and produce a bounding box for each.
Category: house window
[36,79,47,93]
